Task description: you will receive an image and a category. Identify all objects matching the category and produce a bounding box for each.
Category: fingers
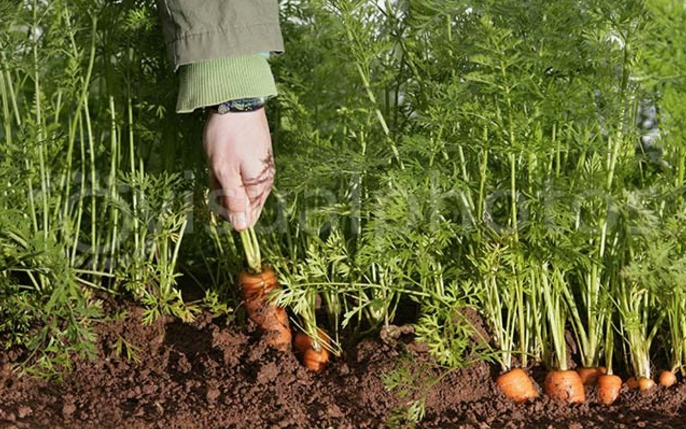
[204,109,275,232]
[243,152,275,227]
[208,168,250,231]
[223,186,250,231]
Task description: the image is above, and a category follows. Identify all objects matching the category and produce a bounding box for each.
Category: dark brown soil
[1,303,686,429]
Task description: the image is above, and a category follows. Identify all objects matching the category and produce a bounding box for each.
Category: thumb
[218,173,250,232]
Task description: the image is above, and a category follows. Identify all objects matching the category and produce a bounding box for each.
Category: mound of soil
[1,303,685,429]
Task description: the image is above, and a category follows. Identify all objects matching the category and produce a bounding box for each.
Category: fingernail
[231,212,247,230]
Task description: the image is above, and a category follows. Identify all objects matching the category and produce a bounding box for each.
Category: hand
[203,108,275,231]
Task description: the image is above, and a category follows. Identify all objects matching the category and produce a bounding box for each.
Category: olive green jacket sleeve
[157,0,284,70]
[156,0,283,113]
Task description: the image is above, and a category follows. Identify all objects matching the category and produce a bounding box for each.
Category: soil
[1,302,686,429]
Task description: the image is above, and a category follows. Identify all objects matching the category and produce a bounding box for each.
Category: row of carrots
[237,262,680,392]
[238,263,681,400]
[235,232,679,395]
[497,366,678,405]
[237,262,682,398]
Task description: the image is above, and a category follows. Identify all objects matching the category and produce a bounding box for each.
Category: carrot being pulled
[238,228,292,351]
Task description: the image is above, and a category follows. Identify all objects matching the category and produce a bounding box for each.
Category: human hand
[203,108,275,231]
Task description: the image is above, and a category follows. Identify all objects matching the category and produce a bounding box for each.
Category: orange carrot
[626,377,639,390]
[294,330,312,352]
[294,330,330,372]
[496,368,538,403]
[261,308,292,351]
[302,347,329,372]
[659,370,677,387]
[238,266,291,351]
[577,367,605,385]
[239,265,279,301]
[638,377,655,391]
[597,374,622,405]
[544,370,585,403]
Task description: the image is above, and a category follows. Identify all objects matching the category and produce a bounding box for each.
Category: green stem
[107,96,119,274]
[60,4,95,223]
[339,5,403,169]
[677,147,685,189]
[509,152,518,242]
[84,96,97,269]
[240,227,262,273]
[0,61,12,147]
[562,277,590,366]
[541,265,567,370]
[70,114,86,263]
[127,97,140,260]
[603,316,615,374]
[477,128,489,232]
[513,260,526,367]
[32,0,48,241]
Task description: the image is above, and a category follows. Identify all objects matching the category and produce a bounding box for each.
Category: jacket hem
[168,23,284,70]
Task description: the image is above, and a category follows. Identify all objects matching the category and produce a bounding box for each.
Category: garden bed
[1,303,685,429]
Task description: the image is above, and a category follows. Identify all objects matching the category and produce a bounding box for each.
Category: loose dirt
[1,302,685,429]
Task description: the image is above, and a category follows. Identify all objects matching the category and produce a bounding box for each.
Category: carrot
[260,307,292,351]
[626,377,639,390]
[294,330,312,352]
[239,265,279,301]
[294,330,330,372]
[627,377,655,391]
[238,266,292,351]
[659,370,677,387]
[577,367,605,385]
[544,370,585,403]
[597,374,622,405]
[496,368,538,403]
[638,377,655,391]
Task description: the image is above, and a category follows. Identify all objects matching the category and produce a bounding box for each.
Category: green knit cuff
[176,55,277,114]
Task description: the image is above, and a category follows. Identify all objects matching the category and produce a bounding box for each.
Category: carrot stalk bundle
[597,317,622,405]
[618,260,665,393]
[540,265,586,403]
[496,368,538,403]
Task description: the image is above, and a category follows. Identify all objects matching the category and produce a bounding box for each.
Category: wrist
[208,96,269,114]
[176,55,277,114]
